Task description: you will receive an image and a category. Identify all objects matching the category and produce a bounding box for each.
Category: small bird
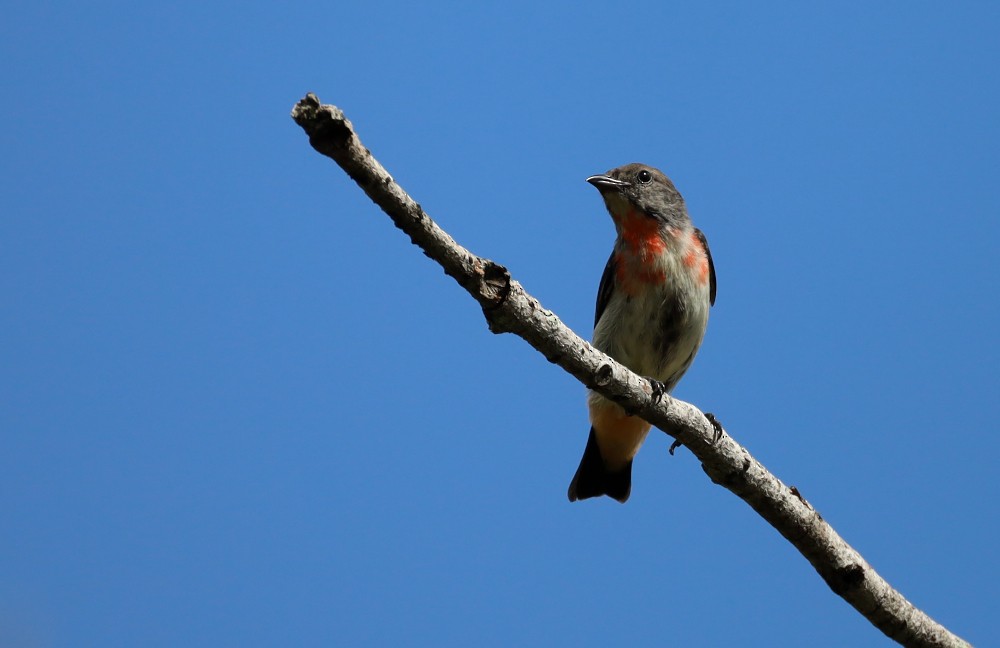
[568,163,716,503]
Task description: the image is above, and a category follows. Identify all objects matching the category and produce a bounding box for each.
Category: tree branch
[290,93,970,648]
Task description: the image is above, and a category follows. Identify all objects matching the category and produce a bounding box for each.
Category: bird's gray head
[586,163,688,228]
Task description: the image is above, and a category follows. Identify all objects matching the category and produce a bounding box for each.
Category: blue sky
[2,2,997,646]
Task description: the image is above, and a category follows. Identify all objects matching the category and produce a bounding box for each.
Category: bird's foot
[705,412,724,444]
[669,413,724,457]
[649,379,669,403]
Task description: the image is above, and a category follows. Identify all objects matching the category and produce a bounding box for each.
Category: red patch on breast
[613,209,684,296]
[614,258,666,295]
[620,211,667,255]
[684,232,710,285]
[610,210,673,295]
[612,211,672,294]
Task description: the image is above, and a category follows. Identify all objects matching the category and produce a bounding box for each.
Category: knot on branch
[478,260,513,333]
[821,563,865,597]
[594,363,614,387]
[480,260,510,305]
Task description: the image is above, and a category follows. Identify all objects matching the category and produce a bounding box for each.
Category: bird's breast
[612,213,672,296]
[595,226,711,383]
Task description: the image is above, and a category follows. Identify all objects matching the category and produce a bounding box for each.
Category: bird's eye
[637,170,652,184]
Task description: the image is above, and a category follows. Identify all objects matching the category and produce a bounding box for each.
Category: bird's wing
[595,252,617,328]
[694,228,717,306]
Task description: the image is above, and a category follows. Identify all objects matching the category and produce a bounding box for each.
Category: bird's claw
[670,412,724,457]
[705,412,724,444]
[649,379,669,403]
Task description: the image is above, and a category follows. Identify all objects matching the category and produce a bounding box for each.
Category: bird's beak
[586,174,630,192]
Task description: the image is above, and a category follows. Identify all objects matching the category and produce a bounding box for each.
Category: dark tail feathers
[567,427,632,503]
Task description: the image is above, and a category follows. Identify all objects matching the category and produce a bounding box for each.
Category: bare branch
[290,93,970,648]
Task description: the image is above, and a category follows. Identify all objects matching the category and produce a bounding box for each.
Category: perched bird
[568,163,716,503]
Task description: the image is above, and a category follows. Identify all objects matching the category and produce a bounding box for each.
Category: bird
[568,163,716,503]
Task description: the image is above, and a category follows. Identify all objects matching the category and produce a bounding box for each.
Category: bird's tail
[567,427,632,503]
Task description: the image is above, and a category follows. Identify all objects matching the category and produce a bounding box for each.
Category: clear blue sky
[2,2,997,646]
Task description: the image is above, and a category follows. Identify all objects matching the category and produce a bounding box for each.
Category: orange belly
[588,395,652,470]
